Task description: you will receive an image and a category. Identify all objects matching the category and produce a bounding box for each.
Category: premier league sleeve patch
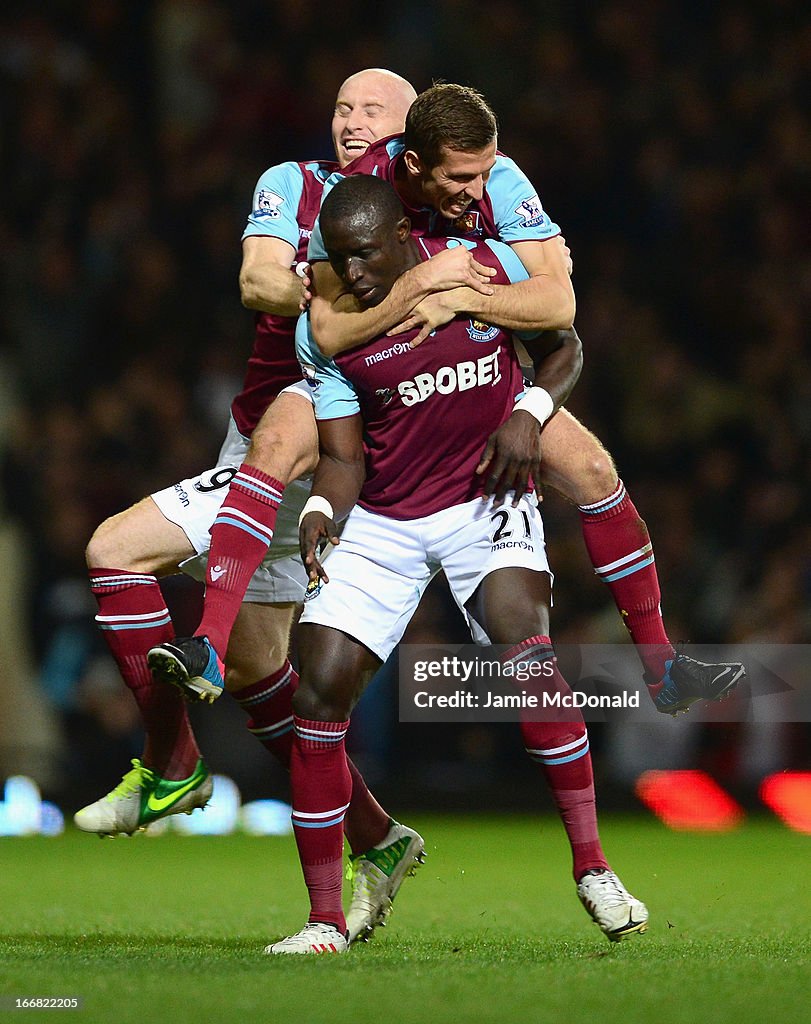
[514,194,550,229]
[299,362,322,390]
[254,189,285,219]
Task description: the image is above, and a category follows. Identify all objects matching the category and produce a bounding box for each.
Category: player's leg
[188,388,319,661]
[267,512,430,954]
[539,410,673,684]
[149,473,419,924]
[539,409,744,711]
[467,563,611,870]
[224,599,395,875]
[471,567,648,942]
[145,392,318,701]
[222,599,299,765]
[445,498,647,942]
[78,428,259,833]
[76,497,209,835]
[265,623,379,954]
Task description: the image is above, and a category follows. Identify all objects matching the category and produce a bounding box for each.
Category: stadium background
[0,0,808,823]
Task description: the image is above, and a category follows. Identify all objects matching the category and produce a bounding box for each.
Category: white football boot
[264,922,349,955]
[577,869,649,942]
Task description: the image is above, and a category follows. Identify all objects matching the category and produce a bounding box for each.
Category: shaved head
[337,68,417,107]
[332,68,416,168]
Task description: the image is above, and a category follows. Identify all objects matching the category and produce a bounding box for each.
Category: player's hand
[387,290,466,347]
[476,410,543,507]
[299,511,340,583]
[417,246,496,295]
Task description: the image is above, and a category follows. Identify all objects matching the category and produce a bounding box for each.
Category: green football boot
[74,758,212,836]
[346,821,426,943]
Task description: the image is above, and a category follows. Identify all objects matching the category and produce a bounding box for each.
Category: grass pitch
[0,815,807,1023]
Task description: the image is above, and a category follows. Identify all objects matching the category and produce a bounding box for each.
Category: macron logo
[364,342,411,367]
[209,564,226,583]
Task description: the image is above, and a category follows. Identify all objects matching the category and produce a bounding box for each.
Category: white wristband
[514,386,555,427]
[298,495,335,527]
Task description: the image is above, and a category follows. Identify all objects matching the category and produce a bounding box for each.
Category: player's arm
[477,327,583,506]
[240,161,309,315]
[309,246,497,358]
[523,326,582,411]
[295,310,366,581]
[476,155,575,331]
[470,236,575,330]
[431,236,575,332]
[389,235,574,344]
[239,236,303,316]
[299,415,365,583]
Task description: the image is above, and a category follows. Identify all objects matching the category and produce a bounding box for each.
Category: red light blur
[635,770,744,831]
[759,772,811,834]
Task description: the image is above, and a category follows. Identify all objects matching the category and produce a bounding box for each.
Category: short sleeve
[487,155,561,244]
[294,313,360,419]
[242,162,305,248]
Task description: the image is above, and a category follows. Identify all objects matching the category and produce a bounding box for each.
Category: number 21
[490,508,531,543]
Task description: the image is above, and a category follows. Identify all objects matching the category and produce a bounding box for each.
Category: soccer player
[161,83,743,715]
[76,69,454,942]
[265,174,648,955]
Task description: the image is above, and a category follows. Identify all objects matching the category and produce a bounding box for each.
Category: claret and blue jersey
[296,236,535,521]
[233,137,559,441]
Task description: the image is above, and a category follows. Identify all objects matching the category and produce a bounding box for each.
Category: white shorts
[152,381,314,604]
[299,495,551,660]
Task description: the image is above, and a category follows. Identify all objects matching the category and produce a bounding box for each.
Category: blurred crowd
[0,1,808,807]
